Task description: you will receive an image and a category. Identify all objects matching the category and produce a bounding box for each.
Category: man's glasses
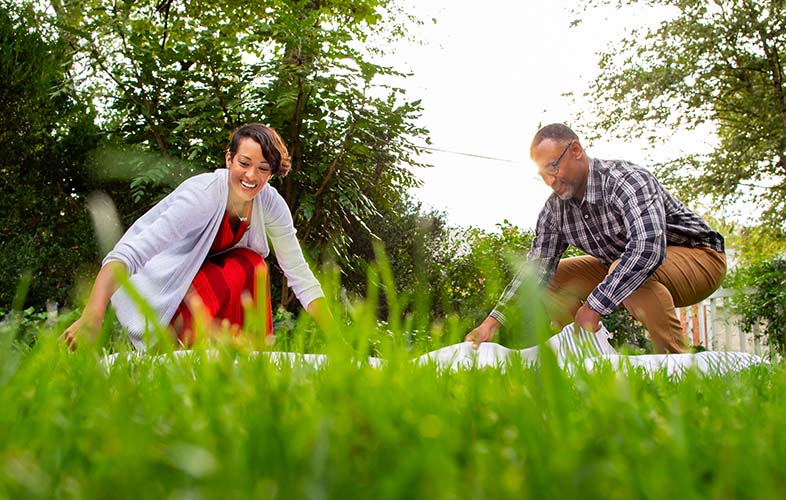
[540,140,575,176]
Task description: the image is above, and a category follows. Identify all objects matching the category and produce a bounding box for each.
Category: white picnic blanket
[415,324,765,376]
[104,324,766,376]
[416,323,618,369]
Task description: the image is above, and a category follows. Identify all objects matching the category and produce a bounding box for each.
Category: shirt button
[583,214,589,219]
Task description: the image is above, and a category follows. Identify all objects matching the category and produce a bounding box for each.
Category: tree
[0,2,102,311]
[50,0,429,308]
[257,1,428,306]
[343,197,452,334]
[704,214,786,265]
[575,0,786,227]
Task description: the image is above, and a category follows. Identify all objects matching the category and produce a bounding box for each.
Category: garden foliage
[728,255,786,356]
[0,0,764,354]
[577,0,786,228]
[0,3,101,310]
[49,0,430,308]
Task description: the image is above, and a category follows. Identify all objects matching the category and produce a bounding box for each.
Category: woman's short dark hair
[228,123,292,177]
[531,123,580,149]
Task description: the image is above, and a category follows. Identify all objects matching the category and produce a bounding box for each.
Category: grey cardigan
[104,169,324,349]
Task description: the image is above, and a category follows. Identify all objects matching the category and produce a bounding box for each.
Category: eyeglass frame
[539,140,575,177]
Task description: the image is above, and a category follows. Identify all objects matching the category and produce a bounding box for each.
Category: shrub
[728,255,786,356]
[0,4,101,311]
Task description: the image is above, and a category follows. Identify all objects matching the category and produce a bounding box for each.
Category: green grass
[1,259,783,500]
[0,317,784,499]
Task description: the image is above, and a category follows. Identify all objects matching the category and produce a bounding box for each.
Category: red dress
[171,206,273,346]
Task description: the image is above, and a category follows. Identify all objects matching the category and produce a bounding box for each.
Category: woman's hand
[62,313,103,350]
[307,297,340,337]
[61,261,126,350]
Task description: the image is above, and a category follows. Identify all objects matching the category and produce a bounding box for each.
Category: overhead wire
[418,145,522,164]
[417,145,542,181]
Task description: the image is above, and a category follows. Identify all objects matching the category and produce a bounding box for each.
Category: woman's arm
[63,260,127,349]
[306,297,340,337]
[261,188,327,320]
[260,189,341,336]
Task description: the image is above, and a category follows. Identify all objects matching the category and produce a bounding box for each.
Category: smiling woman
[63,123,335,349]
[224,126,286,224]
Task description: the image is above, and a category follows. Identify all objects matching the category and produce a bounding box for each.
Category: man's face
[531,139,582,200]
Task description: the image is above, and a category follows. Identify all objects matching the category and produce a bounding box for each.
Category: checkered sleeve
[490,204,567,325]
[586,171,667,315]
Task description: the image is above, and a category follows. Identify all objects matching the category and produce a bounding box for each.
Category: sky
[378,0,711,231]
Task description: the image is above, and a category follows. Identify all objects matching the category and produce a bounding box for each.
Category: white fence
[677,287,765,355]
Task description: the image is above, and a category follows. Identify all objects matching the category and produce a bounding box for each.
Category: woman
[64,123,333,349]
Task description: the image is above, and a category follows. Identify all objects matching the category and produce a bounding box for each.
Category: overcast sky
[378,0,717,231]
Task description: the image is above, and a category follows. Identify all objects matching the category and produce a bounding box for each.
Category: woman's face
[225,137,273,204]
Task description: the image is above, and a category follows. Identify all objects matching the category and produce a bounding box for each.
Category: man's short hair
[531,123,579,149]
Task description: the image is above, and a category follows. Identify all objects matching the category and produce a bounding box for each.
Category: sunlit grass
[0,264,784,499]
[0,324,782,499]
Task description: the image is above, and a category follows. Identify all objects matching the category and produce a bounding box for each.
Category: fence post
[698,303,707,349]
[721,296,732,352]
[708,297,716,350]
[679,287,752,352]
[753,323,762,356]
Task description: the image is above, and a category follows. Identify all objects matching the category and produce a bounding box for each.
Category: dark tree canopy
[0,3,102,310]
[46,0,429,308]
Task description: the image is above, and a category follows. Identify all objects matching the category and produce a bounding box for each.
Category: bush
[346,211,649,349]
[0,4,101,311]
[727,255,786,356]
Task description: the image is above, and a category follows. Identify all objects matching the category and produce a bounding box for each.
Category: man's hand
[464,316,501,349]
[574,303,601,332]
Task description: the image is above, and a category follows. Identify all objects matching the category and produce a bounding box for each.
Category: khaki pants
[544,246,727,353]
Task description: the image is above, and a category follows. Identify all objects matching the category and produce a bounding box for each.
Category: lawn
[0,314,782,499]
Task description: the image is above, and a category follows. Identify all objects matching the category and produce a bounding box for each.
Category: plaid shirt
[490,158,725,324]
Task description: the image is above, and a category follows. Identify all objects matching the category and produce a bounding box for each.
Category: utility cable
[418,145,522,164]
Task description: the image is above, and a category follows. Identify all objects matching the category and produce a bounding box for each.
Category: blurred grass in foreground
[0,300,783,497]
[0,254,781,499]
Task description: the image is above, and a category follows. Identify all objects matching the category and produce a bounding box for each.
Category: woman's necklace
[230,201,249,222]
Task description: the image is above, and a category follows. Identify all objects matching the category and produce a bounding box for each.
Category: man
[465,123,726,353]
